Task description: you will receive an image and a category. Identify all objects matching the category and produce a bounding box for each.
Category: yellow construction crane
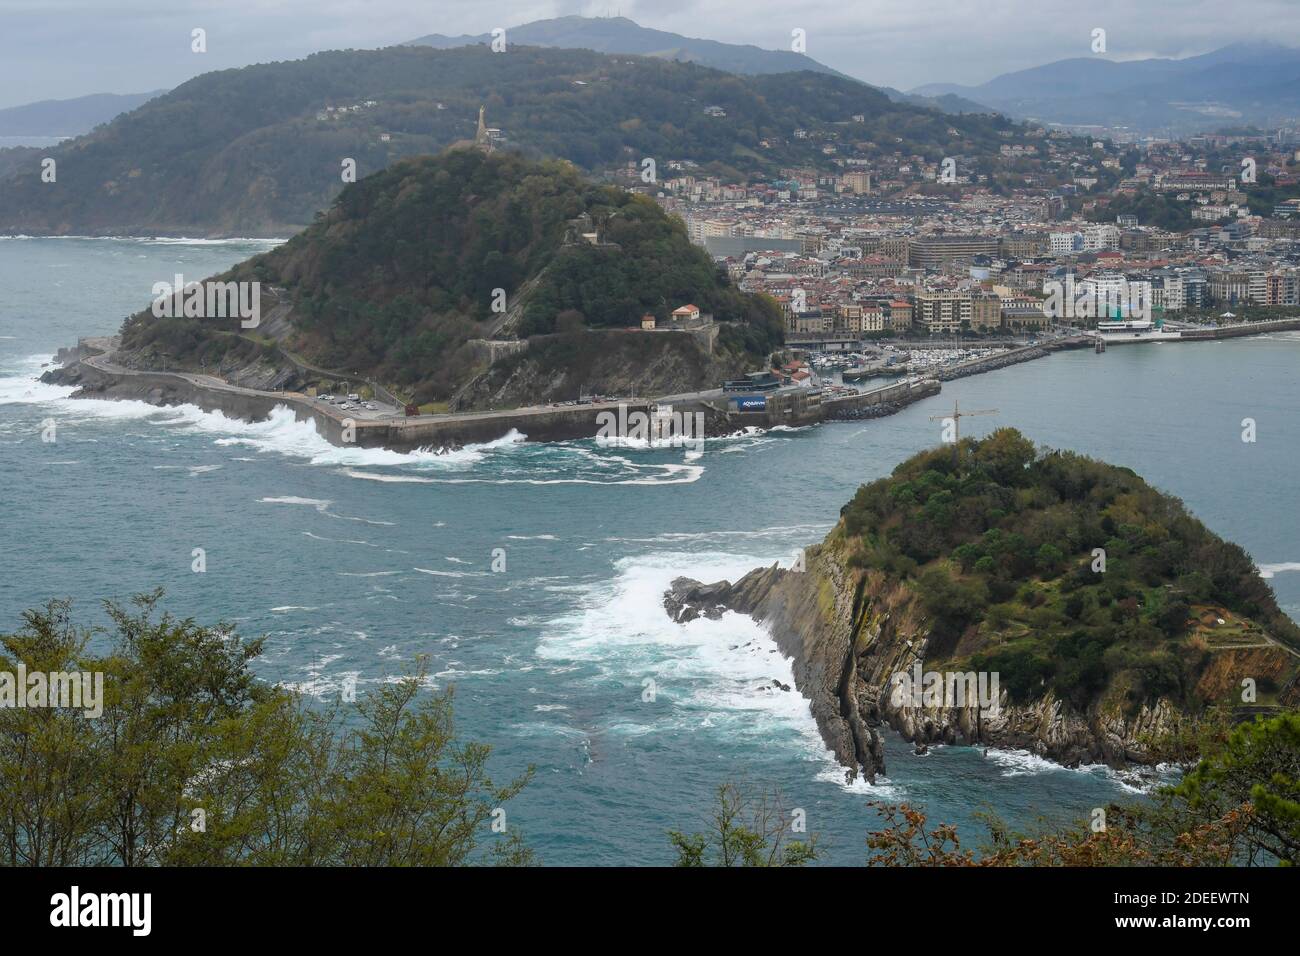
[929,399,998,469]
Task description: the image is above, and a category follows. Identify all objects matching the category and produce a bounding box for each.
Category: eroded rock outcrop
[664,535,1295,782]
[666,546,889,782]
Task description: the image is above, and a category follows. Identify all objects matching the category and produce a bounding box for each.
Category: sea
[2,236,1298,865]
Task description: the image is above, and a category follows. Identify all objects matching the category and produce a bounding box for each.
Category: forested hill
[839,430,1300,710]
[665,429,1300,780]
[0,44,1028,237]
[119,149,785,403]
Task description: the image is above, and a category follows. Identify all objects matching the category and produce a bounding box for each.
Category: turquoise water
[3,237,1299,865]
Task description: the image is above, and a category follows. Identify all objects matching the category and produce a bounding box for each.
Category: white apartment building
[687,218,734,243]
[1158,275,1185,312]
[1050,231,1083,255]
[1082,224,1120,252]
[1249,269,1268,305]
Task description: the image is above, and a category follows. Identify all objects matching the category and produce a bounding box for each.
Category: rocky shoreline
[661,537,1293,782]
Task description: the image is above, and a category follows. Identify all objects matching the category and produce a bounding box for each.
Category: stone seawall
[822,378,940,419]
[55,348,941,453]
[694,378,942,432]
[62,359,653,451]
[1180,317,1300,340]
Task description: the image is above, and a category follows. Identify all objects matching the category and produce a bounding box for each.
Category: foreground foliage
[669,783,817,866]
[867,712,1299,866]
[676,711,1298,866]
[0,592,532,866]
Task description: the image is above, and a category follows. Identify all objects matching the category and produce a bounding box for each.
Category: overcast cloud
[1,0,1296,109]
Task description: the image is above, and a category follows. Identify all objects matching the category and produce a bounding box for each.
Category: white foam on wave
[338,439,704,486]
[535,549,897,793]
[262,495,331,512]
[10,362,706,485]
[337,469,434,483]
[406,460,704,486]
[603,523,831,545]
[1250,330,1300,343]
[301,530,408,554]
[980,747,1175,794]
[814,764,903,798]
[204,408,524,468]
[0,235,286,246]
[413,566,488,578]
[259,494,394,526]
[26,393,527,471]
[0,355,75,406]
[1258,561,1300,579]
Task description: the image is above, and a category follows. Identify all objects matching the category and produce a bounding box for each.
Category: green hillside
[839,429,1300,712]
[119,149,784,403]
[0,45,1031,236]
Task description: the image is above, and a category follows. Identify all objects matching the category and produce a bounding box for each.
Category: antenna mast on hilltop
[930,399,998,469]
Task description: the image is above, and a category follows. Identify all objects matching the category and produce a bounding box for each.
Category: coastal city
[635,131,1300,366]
[2,0,1298,908]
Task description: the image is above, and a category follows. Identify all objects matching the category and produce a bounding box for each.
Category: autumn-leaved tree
[865,711,1299,867]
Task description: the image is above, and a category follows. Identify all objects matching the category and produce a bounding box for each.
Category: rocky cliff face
[450,330,750,412]
[664,536,1288,782]
[667,555,887,781]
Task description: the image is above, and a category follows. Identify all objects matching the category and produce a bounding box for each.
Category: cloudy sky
[2,0,1295,109]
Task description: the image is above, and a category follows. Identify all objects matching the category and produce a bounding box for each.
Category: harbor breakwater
[48,340,945,452]
[934,337,1091,381]
[49,348,658,451]
[1179,317,1300,340]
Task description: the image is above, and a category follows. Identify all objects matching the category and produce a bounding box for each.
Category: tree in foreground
[668,782,817,866]
[673,711,1298,867]
[865,711,1299,867]
[0,592,533,866]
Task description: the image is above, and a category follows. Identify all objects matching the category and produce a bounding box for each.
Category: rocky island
[665,429,1300,781]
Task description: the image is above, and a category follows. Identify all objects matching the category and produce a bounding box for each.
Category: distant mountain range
[913,42,1300,134]
[407,15,993,116]
[0,91,163,138]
